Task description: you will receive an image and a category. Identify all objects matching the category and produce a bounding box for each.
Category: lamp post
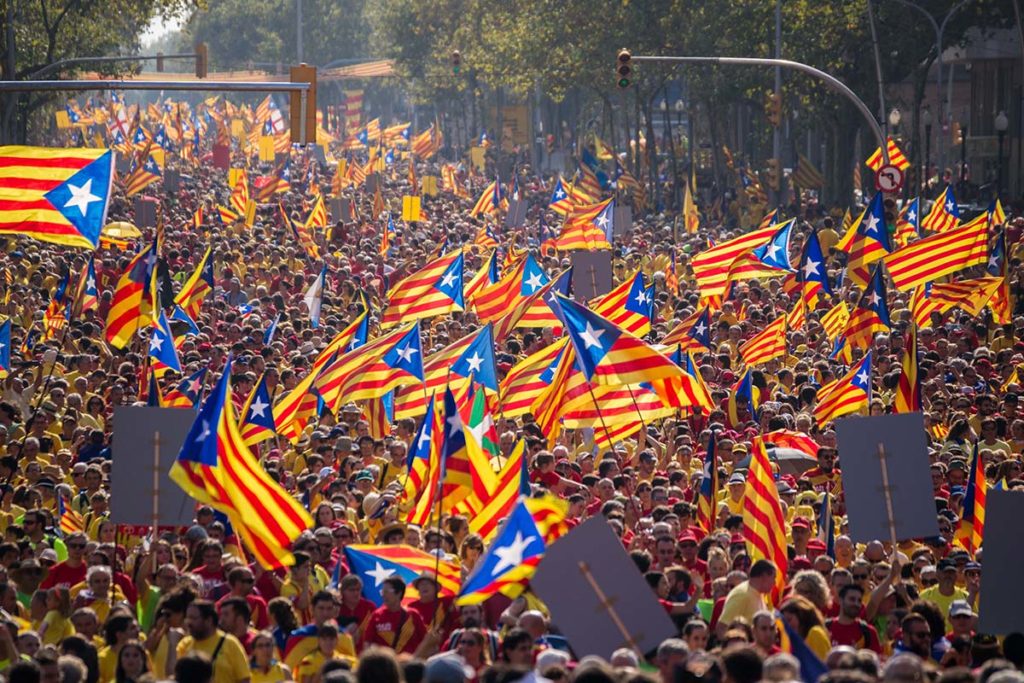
[996,110,1008,199]
[922,107,933,197]
[888,107,902,137]
[959,120,969,193]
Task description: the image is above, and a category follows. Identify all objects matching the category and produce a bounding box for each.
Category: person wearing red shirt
[40,531,87,589]
[216,567,269,629]
[362,576,427,654]
[407,573,458,642]
[827,584,882,654]
[803,447,842,494]
[678,530,708,579]
[337,575,375,642]
[191,540,228,600]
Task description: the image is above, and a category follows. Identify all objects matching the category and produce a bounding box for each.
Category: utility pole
[865,0,887,131]
[773,0,783,210]
[296,0,303,63]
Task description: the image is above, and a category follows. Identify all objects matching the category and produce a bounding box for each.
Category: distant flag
[173,246,215,319]
[263,313,281,345]
[124,154,162,197]
[955,442,987,555]
[303,266,326,328]
[894,324,922,414]
[742,437,788,603]
[817,492,836,559]
[865,136,911,172]
[921,185,960,233]
[58,495,85,535]
[548,176,573,215]
[844,264,890,350]
[814,352,872,426]
[727,369,759,427]
[106,238,158,349]
[169,305,200,337]
[697,429,718,532]
[343,544,461,606]
[0,320,10,377]
[75,255,100,315]
[846,193,891,288]
[148,309,181,373]
[163,367,207,409]
[883,217,989,292]
[240,373,277,446]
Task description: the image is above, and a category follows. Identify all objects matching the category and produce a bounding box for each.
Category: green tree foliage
[0,0,192,143]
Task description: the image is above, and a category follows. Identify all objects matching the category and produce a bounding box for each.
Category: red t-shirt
[40,561,86,590]
[828,619,882,653]
[191,566,228,599]
[363,606,427,654]
[216,593,270,630]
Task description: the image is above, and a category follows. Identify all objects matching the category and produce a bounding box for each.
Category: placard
[134,197,158,228]
[402,196,422,223]
[570,251,614,301]
[978,490,1024,634]
[110,407,197,527]
[504,199,528,229]
[422,176,439,197]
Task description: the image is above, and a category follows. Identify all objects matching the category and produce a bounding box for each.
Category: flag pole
[151,430,161,546]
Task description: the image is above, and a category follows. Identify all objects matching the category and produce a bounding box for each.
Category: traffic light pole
[629,54,890,167]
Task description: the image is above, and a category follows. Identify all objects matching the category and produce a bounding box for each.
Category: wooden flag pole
[876,442,899,557]
[577,560,644,657]
[151,430,161,546]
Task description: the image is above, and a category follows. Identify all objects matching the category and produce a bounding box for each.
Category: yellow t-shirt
[251,662,290,683]
[920,586,968,631]
[719,581,766,626]
[40,611,74,645]
[296,651,327,683]
[805,625,832,660]
[176,631,250,683]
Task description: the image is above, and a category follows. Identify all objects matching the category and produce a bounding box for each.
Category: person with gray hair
[881,652,925,683]
[57,655,88,683]
[656,638,689,683]
[763,652,801,682]
[610,647,639,669]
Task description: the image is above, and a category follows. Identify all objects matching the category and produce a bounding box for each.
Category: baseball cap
[424,653,474,683]
[354,469,374,482]
[728,472,746,485]
[949,600,975,618]
[937,558,957,572]
[791,516,812,530]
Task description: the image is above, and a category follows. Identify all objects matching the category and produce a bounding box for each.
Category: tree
[0,0,192,144]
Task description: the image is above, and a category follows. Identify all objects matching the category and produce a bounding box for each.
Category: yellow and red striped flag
[955,443,986,555]
[894,325,922,414]
[814,352,872,426]
[382,250,465,327]
[883,219,989,292]
[742,437,788,604]
[928,277,1003,316]
[691,217,778,299]
[739,314,787,366]
[865,137,911,172]
[920,186,960,233]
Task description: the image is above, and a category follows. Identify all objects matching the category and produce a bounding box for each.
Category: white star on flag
[446,413,463,436]
[149,334,164,352]
[579,322,605,349]
[856,369,870,386]
[802,258,821,278]
[196,420,211,442]
[945,200,955,213]
[366,561,395,587]
[396,345,419,363]
[692,321,707,338]
[440,271,458,289]
[524,272,544,292]
[465,352,484,372]
[491,531,538,576]
[248,395,269,419]
[865,214,880,233]
[907,210,916,222]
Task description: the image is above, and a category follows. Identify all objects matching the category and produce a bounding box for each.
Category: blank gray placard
[570,251,613,302]
[503,199,528,228]
[613,205,633,235]
[532,516,677,658]
[835,413,939,543]
[110,407,198,527]
[163,170,180,193]
[978,490,1024,634]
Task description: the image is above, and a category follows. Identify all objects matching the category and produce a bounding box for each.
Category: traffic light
[764,91,782,127]
[616,48,632,88]
[195,43,208,79]
[289,63,317,145]
[766,158,781,191]
[451,50,461,75]
[156,52,164,72]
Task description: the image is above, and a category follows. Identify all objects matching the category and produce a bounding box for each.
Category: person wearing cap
[423,651,475,683]
[921,559,968,631]
[362,576,427,655]
[947,599,976,641]
[789,516,813,557]
[724,471,746,515]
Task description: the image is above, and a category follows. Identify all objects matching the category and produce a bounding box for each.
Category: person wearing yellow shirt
[721,472,747,516]
[919,560,968,632]
[97,612,146,683]
[279,553,330,625]
[296,624,351,683]
[250,631,290,683]
[177,600,251,683]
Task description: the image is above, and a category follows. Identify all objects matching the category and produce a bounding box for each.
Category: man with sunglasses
[39,531,87,590]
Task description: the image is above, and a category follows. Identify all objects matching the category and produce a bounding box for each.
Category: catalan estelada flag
[548,176,573,215]
[58,495,85,535]
[457,495,568,605]
[163,367,207,408]
[498,339,567,418]
[691,218,778,299]
[74,255,100,315]
[555,293,683,387]
[846,193,891,288]
[173,246,214,319]
[727,368,760,426]
[814,351,872,426]
[921,185,960,233]
[148,309,181,374]
[473,253,548,323]
[844,265,890,350]
[742,437,788,604]
[105,238,158,349]
[124,155,161,197]
[697,429,718,532]
[439,385,495,509]
[591,271,654,336]
[343,544,461,606]
[894,324,922,414]
[799,230,831,305]
[170,357,313,568]
[470,180,501,218]
[955,442,986,555]
[0,146,114,249]
[402,395,439,509]
[382,250,465,327]
[239,372,277,445]
[468,440,529,541]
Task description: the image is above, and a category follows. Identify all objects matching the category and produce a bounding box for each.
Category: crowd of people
[0,108,1022,683]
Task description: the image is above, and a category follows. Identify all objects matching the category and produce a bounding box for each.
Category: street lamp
[888,107,901,135]
[922,107,933,196]
[675,99,685,127]
[995,110,1008,199]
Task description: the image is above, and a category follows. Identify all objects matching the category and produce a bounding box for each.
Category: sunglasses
[853,574,869,580]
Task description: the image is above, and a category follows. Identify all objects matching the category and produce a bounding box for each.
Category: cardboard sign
[504,199,528,229]
[230,118,246,139]
[228,167,245,189]
[422,176,439,197]
[212,145,230,171]
[402,195,421,223]
[532,516,676,658]
[836,413,939,543]
[258,136,276,162]
[55,111,71,129]
[110,407,198,527]
[364,173,379,194]
[134,197,158,228]
[311,144,327,164]
[470,146,487,172]
[163,169,180,193]
[336,198,353,223]
[570,251,613,301]
[978,490,1024,634]
[329,198,344,223]
[115,154,132,176]
[614,204,633,236]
